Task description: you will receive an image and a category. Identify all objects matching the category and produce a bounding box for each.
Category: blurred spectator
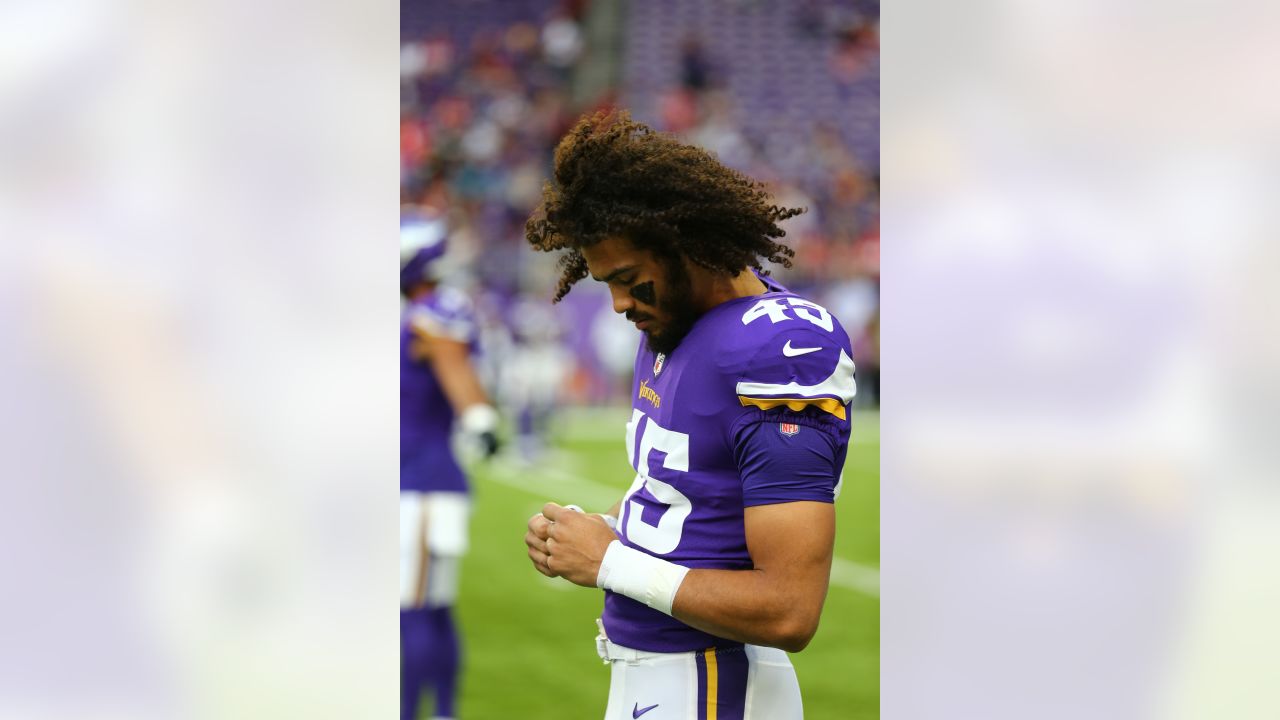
[541,11,583,70]
[401,0,879,407]
[830,19,878,85]
[680,35,713,92]
[659,88,699,134]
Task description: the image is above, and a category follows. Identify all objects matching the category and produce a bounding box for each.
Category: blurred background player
[499,296,572,460]
[400,209,499,720]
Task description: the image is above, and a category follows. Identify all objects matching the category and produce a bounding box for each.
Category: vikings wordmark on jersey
[604,277,855,653]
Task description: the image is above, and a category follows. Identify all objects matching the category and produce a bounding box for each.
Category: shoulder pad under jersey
[718,294,856,421]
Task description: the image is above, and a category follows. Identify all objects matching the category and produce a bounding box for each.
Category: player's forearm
[425,347,498,456]
[669,567,830,653]
[429,354,491,415]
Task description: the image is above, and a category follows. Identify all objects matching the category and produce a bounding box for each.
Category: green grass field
[443,407,879,719]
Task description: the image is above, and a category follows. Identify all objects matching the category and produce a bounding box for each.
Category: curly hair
[525,110,804,302]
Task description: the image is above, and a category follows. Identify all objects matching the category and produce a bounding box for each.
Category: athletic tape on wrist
[561,505,616,531]
[595,540,689,616]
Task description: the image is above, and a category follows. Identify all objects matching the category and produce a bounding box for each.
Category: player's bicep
[743,501,834,582]
[424,335,476,381]
[422,334,470,364]
[425,336,489,411]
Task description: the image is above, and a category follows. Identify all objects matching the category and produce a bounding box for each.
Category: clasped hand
[525,502,618,588]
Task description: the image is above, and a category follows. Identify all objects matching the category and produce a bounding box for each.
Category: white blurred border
[0,0,397,717]
[884,0,1280,717]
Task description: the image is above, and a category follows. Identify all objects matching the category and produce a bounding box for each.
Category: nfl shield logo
[653,353,666,376]
[779,422,800,436]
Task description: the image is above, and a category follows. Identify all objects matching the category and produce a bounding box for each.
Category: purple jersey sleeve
[733,410,841,506]
[723,300,854,506]
[406,286,479,345]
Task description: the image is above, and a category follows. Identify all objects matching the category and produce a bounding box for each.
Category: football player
[401,210,498,720]
[522,112,855,719]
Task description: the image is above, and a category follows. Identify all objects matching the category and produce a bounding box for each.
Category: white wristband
[595,540,689,616]
[459,404,498,434]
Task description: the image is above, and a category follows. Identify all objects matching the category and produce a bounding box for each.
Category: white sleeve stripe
[409,311,474,343]
[735,349,857,405]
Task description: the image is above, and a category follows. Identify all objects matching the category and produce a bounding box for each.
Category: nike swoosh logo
[633,702,659,718]
[783,340,822,357]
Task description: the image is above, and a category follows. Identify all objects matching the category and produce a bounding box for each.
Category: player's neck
[689,266,767,314]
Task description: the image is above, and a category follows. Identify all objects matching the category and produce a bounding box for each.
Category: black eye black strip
[629,281,655,305]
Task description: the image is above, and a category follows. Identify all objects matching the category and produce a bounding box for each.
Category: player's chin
[642,327,667,350]
[645,330,684,355]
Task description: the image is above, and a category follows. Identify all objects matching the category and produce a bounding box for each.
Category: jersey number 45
[620,409,691,555]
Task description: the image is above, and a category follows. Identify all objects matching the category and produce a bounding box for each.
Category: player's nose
[609,286,634,315]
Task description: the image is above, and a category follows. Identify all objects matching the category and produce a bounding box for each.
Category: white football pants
[596,629,804,720]
[399,491,469,609]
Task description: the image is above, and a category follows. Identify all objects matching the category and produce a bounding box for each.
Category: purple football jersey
[401,286,480,493]
[602,280,856,652]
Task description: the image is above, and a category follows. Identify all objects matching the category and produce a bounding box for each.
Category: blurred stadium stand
[401,0,879,412]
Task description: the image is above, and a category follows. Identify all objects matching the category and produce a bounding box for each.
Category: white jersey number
[621,410,691,555]
[741,297,833,333]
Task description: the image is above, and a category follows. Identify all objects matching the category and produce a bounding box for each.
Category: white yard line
[481,456,880,599]
[485,458,625,509]
[829,556,880,598]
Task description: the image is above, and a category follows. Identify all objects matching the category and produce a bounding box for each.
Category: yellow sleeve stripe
[737,395,847,421]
